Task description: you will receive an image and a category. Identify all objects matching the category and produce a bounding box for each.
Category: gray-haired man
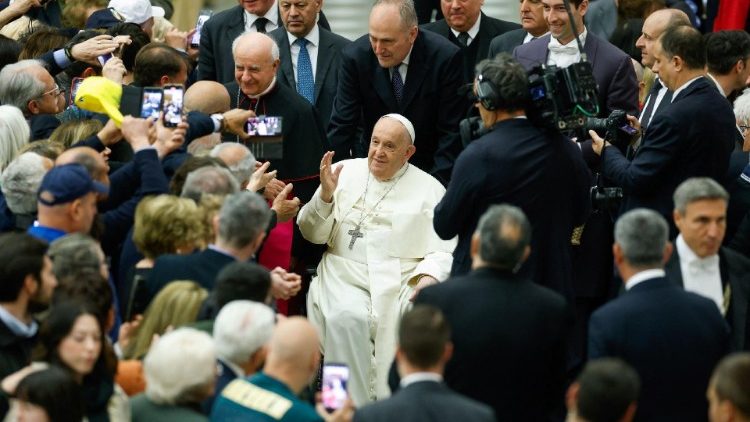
[665,177,750,351]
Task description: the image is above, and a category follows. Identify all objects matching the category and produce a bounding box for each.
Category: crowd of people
[0,0,749,420]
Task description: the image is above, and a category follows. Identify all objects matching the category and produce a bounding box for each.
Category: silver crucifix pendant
[347,225,364,250]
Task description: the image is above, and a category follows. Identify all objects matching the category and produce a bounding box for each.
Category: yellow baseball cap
[74,77,124,126]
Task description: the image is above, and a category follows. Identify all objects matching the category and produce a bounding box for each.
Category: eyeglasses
[40,83,63,98]
[740,125,750,132]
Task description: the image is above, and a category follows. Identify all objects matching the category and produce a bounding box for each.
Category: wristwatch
[212,113,226,133]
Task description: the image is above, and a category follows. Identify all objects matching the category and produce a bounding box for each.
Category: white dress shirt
[639,76,670,123]
[287,24,320,81]
[450,13,481,46]
[244,1,279,33]
[389,48,413,84]
[676,235,724,313]
[624,268,666,291]
[400,372,443,388]
[547,28,587,69]
[671,76,703,103]
[523,31,550,44]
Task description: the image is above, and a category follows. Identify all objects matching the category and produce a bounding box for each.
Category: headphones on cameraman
[475,72,503,111]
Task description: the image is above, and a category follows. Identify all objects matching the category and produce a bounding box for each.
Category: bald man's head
[232,32,280,96]
[56,147,110,188]
[267,317,319,368]
[637,8,691,68]
[185,81,231,114]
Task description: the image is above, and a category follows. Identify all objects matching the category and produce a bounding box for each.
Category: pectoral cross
[347,225,364,250]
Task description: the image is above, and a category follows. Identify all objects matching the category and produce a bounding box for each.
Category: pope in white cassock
[297,113,456,405]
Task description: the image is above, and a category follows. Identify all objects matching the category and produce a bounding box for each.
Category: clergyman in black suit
[354,305,495,422]
[665,178,750,351]
[588,208,730,422]
[417,205,570,422]
[197,0,330,84]
[487,0,549,57]
[420,0,519,82]
[327,0,464,184]
[433,54,590,301]
[268,0,350,131]
[591,25,736,221]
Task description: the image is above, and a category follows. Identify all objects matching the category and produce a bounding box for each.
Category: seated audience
[0,105,31,172]
[1,152,52,232]
[131,328,215,422]
[565,358,640,422]
[196,261,273,325]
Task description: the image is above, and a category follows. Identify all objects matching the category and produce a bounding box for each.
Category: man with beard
[0,233,57,380]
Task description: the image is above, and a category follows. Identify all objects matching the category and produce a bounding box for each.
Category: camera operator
[591,25,736,230]
[434,54,589,301]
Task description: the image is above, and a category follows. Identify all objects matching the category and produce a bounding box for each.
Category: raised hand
[319,151,343,203]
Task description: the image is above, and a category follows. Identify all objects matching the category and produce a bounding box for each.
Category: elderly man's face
[369,4,418,69]
[368,117,416,180]
[737,117,750,151]
[237,0,275,16]
[520,0,547,36]
[28,66,65,115]
[636,13,669,69]
[234,42,279,96]
[441,0,483,33]
[674,198,727,258]
[280,0,321,38]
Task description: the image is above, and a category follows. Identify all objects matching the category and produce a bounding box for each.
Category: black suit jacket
[147,248,236,302]
[601,77,736,219]
[589,277,730,422]
[268,25,350,129]
[415,267,571,422]
[421,13,520,81]
[487,27,527,58]
[327,29,464,185]
[664,247,750,351]
[433,119,590,300]
[197,5,330,84]
[353,380,495,422]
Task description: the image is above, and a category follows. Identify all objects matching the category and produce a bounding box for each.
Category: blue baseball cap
[37,164,109,206]
[85,8,124,30]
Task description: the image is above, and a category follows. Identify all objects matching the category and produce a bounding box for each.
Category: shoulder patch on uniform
[221,379,294,419]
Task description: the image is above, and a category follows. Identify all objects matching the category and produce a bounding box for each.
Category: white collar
[287,22,320,48]
[706,73,727,97]
[0,305,37,338]
[671,76,703,102]
[450,13,481,41]
[624,268,666,290]
[247,77,277,99]
[400,372,443,388]
[676,234,719,267]
[524,31,549,44]
[549,27,587,49]
[244,0,278,28]
[219,357,245,378]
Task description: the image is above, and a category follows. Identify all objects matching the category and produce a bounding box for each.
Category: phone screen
[191,11,213,46]
[321,363,349,412]
[162,85,184,127]
[69,77,84,106]
[140,87,163,120]
[619,124,638,136]
[245,116,283,136]
[97,53,113,66]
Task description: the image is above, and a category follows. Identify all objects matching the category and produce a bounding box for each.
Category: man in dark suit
[589,208,731,422]
[488,0,548,57]
[268,0,350,131]
[421,0,519,82]
[665,178,750,351]
[197,0,330,84]
[354,305,495,422]
[417,205,570,421]
[591,26,736,221]
[433,54,590,300]
[327,0,464,184]
[148,191,286,302]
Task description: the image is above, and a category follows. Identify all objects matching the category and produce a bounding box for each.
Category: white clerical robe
[297,159,455,405]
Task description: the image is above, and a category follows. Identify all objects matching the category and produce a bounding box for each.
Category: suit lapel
[401,32,428,110]
[315,28,334,101]
[665,250,685,287]
[583,34,598,65]
[476,13,493,59]
[278,34,296,88]
[372,60,399,110]
[226,8,246,56]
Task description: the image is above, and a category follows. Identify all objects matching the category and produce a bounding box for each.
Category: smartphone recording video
[97,53,113,66]
[140,87,163,120]
[162,85,184,128]
[321,363,349,413]
[69,77,85,106]
[191,10,213,47]
[245,116,282,137]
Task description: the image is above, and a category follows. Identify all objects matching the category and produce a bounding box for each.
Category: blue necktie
[392,65,404,104]
[295,38,315,104]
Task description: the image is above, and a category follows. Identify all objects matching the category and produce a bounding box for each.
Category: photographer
[433,54,589,300]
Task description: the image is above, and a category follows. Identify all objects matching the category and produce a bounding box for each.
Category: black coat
[664,246,750,351]
[415,267,571,422]
[353,381,495,422]
[601,77,736,219]
[327,29,464,185]
[433,119,590,299]
[197,5,330,84]
[268,26,351,130]
[147,248,236,303]
[589,277,730,422]
[421,13,520,82]
[487,28,527,57]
